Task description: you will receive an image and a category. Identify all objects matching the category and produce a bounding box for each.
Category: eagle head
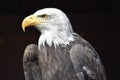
[22,8,75,48]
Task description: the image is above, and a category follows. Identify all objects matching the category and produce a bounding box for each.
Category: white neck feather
[38,29,75,49]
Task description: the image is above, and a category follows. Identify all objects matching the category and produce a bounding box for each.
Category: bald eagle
[22,8,106,80]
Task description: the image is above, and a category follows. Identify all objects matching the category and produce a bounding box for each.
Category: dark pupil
[40,14,46,18]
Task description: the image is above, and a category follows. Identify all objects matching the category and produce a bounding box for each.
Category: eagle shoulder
[69,37,106,80]
[23,44,42,80]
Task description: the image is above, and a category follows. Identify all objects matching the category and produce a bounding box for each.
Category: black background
[0,0,119,80]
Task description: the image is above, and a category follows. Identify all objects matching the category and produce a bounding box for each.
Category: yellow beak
[22,14,44,32]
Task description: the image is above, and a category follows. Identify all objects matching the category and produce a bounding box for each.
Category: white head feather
[33,8,75,48]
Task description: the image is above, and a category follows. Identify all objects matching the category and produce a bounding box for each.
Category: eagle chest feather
[38,45,78,80]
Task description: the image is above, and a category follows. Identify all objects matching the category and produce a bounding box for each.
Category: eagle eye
[38,14,48,19]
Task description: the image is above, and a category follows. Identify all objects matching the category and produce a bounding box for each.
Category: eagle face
[22,8,69,32]
[22,8,75,47]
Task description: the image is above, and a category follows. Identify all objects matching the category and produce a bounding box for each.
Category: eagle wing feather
[70,37,106,80]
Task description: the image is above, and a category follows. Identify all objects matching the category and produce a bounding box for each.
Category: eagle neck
[38,29,75,49]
